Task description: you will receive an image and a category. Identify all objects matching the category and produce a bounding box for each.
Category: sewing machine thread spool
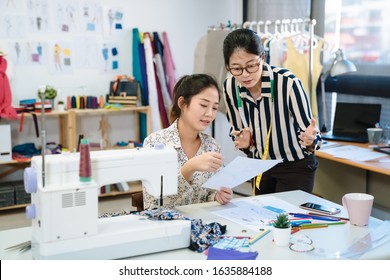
[79,138,91,182]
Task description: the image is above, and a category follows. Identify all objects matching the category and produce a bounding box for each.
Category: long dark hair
[223,28,264,67]
[169,74,220,124]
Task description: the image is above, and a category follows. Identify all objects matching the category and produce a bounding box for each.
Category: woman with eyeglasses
[222,28,322,196]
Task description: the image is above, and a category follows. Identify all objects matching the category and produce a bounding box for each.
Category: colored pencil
[298,224,328,229]
[326,221,347,226]
[291,228,301,235]
[297,221,346,229]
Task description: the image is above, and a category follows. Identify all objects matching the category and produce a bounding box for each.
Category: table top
[316,140,390,176]
[0,190,389,260]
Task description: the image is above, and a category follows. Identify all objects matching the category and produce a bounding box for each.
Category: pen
[289,220,312,227]
[289,213,340,221]
[249,229,271,245]
[307,212,349,221]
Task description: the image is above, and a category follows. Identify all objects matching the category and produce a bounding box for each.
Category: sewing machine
[23,145,191,259]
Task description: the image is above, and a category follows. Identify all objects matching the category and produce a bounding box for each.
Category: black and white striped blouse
[223,63,322,163]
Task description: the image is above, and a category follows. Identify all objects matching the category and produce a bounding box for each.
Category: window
[324,0,390,76]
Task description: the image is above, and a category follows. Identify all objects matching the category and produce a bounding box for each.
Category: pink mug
[342,193,374,226]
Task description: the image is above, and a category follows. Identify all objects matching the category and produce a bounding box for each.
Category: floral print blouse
[142,119,220,210]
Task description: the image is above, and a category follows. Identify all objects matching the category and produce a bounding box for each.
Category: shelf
[0,161,30,180]
[99,189,141,198]
[68,106,150,116]
[19,110,68,149]
[67,106,151,151]
[99,181,142,198]
[6,106,151,151]
[21,111,69,117]
[0,106,151,211]
[0,203,28,211]
[0,182,143,212]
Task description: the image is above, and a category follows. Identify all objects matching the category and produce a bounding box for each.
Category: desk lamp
[320,49,357,132]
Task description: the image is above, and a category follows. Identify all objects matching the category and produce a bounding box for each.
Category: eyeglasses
[228,60,262,76]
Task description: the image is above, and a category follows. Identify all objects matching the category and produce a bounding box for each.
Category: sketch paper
[202,156,280,190]
[212,196,303,231]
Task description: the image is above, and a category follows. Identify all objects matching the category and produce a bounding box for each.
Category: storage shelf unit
[0,106,151,211]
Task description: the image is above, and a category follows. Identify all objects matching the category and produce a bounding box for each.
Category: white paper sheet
[211,196,303,231]
[202,156,281,190]
[320,144,388,161]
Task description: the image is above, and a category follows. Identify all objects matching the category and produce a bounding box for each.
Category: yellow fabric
[283,37,323,123]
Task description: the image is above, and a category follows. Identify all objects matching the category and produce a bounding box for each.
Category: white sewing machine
[23,145,191,259]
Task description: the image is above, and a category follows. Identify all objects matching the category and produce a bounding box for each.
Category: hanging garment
[153,32,170,127]
[283,37,324,121]
[154,53,171,127]
[0,56,18,120]
[143,33,162,132]
[132,28,144,97]
[162,32,176,99]
[139,32,149,106]
[149,32,169,128]
[153,31,164,61]
[203,30,230,113]
[269,35,287,67]
[193,34,207,74]
[132,28,147,141]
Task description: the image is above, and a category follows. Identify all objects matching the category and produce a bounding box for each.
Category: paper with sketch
[212,196,303,231]
[202,156,280,190]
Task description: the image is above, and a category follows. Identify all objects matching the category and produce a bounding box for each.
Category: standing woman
[143,74,233,210]
[222,28,322,196]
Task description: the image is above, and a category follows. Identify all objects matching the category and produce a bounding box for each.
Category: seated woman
[142,74,233,210]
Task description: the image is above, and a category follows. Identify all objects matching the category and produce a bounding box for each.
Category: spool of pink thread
[79,138,91,182]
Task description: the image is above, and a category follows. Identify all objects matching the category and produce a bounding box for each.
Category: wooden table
[313,140,390,215]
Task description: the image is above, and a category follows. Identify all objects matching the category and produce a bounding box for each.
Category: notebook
[322,103,382,143]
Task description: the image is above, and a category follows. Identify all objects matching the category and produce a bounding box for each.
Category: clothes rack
[243,18,319,122]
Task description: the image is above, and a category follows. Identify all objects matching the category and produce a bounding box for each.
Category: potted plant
[272,213,291,246]
[37,85,57,108]
[57,100,65,112]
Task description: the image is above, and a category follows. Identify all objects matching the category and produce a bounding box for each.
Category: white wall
[0,0,243,181]
[1,0,242,103]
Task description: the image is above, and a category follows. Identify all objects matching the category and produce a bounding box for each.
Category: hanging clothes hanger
[285,18,319,52]
[262,20,274,43]
[243,21,258,31]
[256,20,264,36]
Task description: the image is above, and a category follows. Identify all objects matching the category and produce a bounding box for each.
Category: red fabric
[0,56,18,120]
